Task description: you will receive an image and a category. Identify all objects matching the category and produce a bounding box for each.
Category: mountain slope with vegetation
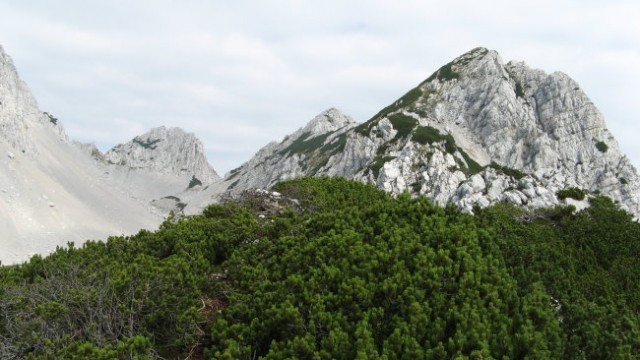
[1,177,639,359]
[223,48,640,217]
[3,45,640,264]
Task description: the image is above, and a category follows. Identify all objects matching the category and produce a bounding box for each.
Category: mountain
[90,126,222,214]
[223,107,359,191]
[0,46,220,264]
[2,45,640,264]
[223,47,640,216]
[3,45,640,358]
[104,126,219,184]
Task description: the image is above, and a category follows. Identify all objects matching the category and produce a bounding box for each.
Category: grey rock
[3,43,640,264]
[0,46,67,157]
[223,47,640,217]
[0,46,168,264]
[104,126,219,184]
[0,45,222,264]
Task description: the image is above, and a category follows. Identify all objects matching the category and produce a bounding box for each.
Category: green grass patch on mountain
[458,148,484,175]
[436,61,460,81]
[43,112,58,125]
[412,125,482,175]
[357,87,424,130]
[133,137,162,150]
[412,125,443,145]
[412,125,455,153]
[388,113,418,141]
[515,80,525,98]
[278,131,334,156]
[557,187,587,201]
[489,162,527,180]
[425,61,460,83]
[320,133,348,154]
[369,155,396,178]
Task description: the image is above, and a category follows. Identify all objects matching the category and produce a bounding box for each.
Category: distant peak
[105,126,219,183]
[455,47,491,61]
[319,108,355,125]
[140,126,186,138]
[130,127,201,148]
[322,107,343,118]
[301,108,357,135]
[453,47,503,70]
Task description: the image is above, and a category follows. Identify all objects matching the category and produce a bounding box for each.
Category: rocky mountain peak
[406,47,621,172]
[453,47,504,74]
[222,47,640,217]
[419,47,504,85]
[104,126,219,185]
[300,108,357,135]
[278,108,358,149]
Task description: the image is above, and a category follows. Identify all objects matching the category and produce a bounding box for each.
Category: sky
[0,1,639,175]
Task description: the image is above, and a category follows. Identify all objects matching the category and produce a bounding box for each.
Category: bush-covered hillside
[1,177,639,359]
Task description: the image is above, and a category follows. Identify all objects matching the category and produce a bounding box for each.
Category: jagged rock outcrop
[224,47,640,216]
[224,107,359,192]
[104,126,219,185]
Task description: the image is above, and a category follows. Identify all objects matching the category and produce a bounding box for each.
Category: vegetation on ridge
[595,140,609,153]
[43,111,58,125]
[1,177,639,359]
[424,60,461,83]
[556,187,587,201]
[388,114,418,141]
[488,162,527,180]
[188,175,203,189]
[278,131,336,157]
[355,87,424,132]
[515,81,525,98]
[133,137,162,150]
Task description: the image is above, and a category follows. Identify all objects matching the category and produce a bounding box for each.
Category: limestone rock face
[104,126,219,184]
[0,46,67,157]
[222,108,359,193]
[224,47,640,216]
[0,46,221,264]
[0,46,166,264]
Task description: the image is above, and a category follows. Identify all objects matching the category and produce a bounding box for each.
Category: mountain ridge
[223,47,639,215]
[1,45,639,264]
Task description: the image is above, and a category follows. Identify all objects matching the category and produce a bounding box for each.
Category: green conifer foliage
[1,178,639,359]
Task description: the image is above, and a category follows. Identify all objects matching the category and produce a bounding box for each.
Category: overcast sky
[1,1,639,174]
